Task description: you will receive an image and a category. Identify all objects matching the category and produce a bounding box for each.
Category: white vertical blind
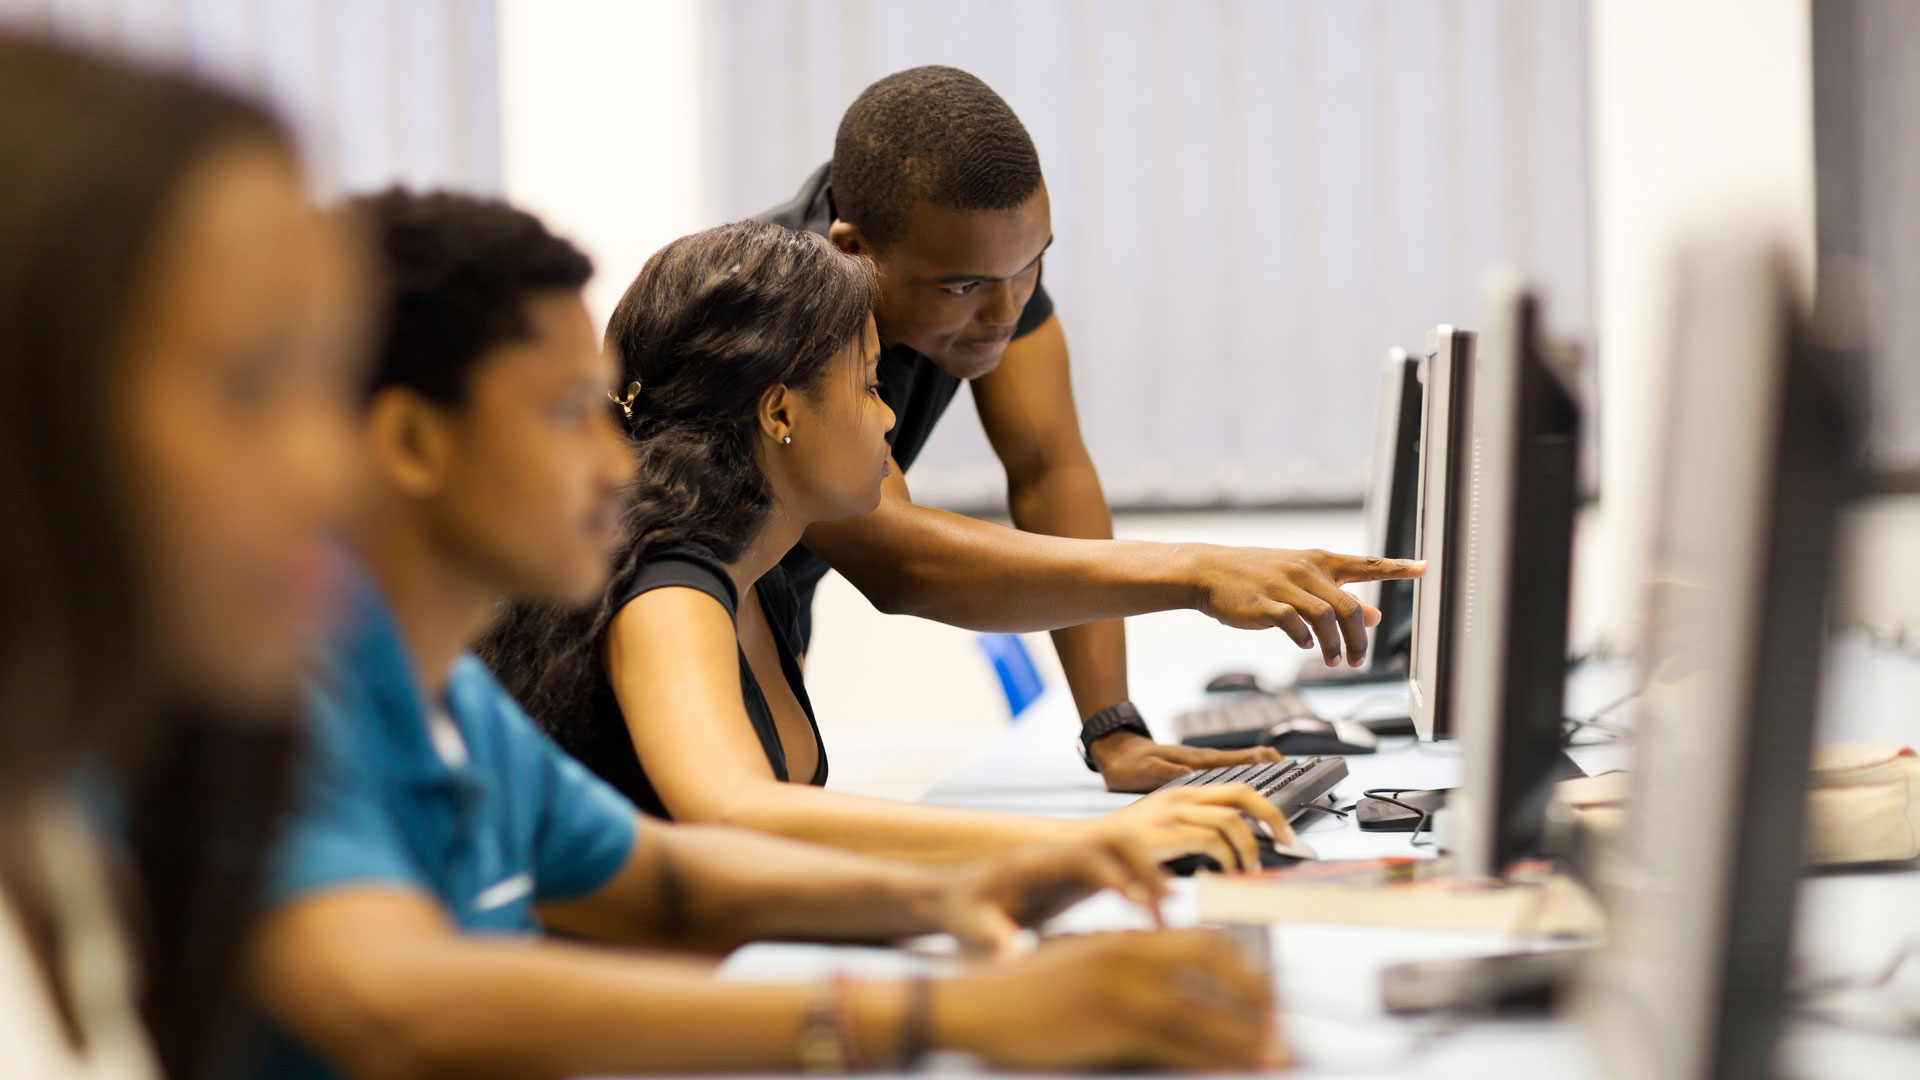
[0,0,501,200]
[704,0,1593,511]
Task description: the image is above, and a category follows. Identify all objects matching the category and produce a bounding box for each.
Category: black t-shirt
[755,163,1056,649]
[559,546,827,820]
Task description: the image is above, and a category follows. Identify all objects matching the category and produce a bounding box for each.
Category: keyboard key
[1213,764,1260,787]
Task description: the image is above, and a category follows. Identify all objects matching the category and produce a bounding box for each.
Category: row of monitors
[1358,247,1861,1080]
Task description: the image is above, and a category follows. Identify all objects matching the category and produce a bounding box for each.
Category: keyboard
[1156,757,1350,874]
[1159,756,1349,819]
[1173,690,1323,748]
[1173,692,1380,755]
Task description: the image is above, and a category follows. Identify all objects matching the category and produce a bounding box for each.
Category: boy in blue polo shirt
[241,190,1280,1078]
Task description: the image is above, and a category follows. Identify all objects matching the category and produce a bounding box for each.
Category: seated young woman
[483,220,1292,869]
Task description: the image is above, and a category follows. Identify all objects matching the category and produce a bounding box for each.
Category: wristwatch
[1077,701,1152,770]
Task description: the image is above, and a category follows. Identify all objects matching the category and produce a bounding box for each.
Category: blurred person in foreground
[0,34,364,1080]
[241,189,1283,1079]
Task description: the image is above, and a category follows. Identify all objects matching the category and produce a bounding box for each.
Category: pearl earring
[782,435,793,445]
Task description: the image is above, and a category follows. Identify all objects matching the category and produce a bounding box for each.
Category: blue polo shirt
[248,560,638,1079]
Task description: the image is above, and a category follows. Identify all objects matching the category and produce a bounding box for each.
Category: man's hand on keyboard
[1089,729,1282,793]
[1189,547,1425,667]
[1078,782,1298,871]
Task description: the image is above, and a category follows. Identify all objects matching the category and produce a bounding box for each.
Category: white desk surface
[714,636,1920,1078]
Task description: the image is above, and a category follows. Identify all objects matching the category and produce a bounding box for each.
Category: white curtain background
[1,0,1599,508]
[0,0,501,200]
[704,0,1593,511]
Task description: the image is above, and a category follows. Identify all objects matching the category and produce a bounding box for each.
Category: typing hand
[931,836,1167,957]
[1079,781,1298,871]
[937,930,1290,1071]
[1191,547,1425,667]
[1088,729,1283,793]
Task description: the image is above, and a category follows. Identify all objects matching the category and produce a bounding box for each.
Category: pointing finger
[1327,554,1426,584]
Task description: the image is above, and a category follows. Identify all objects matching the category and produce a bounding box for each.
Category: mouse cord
[1856,621,1920,659]
[1293,799,1350,820]
[1561,685,1644,746]
[1790,939,1920,1036]
[1331,694,1412,722]
[1358,788,1438,850]
[1795,942,1920,996]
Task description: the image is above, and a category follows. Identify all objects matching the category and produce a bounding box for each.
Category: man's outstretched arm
[800,473,1419,666]
[799,316,1421,668]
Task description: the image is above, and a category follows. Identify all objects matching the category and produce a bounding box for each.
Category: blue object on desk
[977,633,1046,718]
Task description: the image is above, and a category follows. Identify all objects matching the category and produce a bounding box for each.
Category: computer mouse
[1164,847,1297,877]
[1152,810,1320,868]
[1205,670,1264,694]
[1162,831,1320,876]
[1266,717,1380,756]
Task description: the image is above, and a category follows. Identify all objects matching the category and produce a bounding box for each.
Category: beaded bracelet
[800,973,935,1072]
[799,973,862,1073]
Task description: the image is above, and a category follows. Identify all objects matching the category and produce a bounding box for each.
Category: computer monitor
[1362,348,1424,669]
[1577,246,1859,1080]
[1295,347,1423,689]
[1446,274,1583,880]
[1408,326,1474,741]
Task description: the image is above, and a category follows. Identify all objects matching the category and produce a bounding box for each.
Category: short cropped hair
[352,188,593,404]
[831,66,1042,248]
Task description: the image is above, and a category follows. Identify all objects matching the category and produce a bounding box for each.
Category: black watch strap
[1077,701,1151,770]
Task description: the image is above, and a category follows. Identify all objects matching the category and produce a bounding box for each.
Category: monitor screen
[1408,326,1474,741]
[1360,347,1424,673]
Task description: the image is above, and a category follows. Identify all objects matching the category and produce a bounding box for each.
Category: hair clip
[609,381,642,421]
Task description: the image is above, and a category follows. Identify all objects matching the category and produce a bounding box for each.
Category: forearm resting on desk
[653,769,1290,874]
[250,890,920,1079]
[541,820,993,950]
[252,891,1281,1077]
[655,772,1077,865]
